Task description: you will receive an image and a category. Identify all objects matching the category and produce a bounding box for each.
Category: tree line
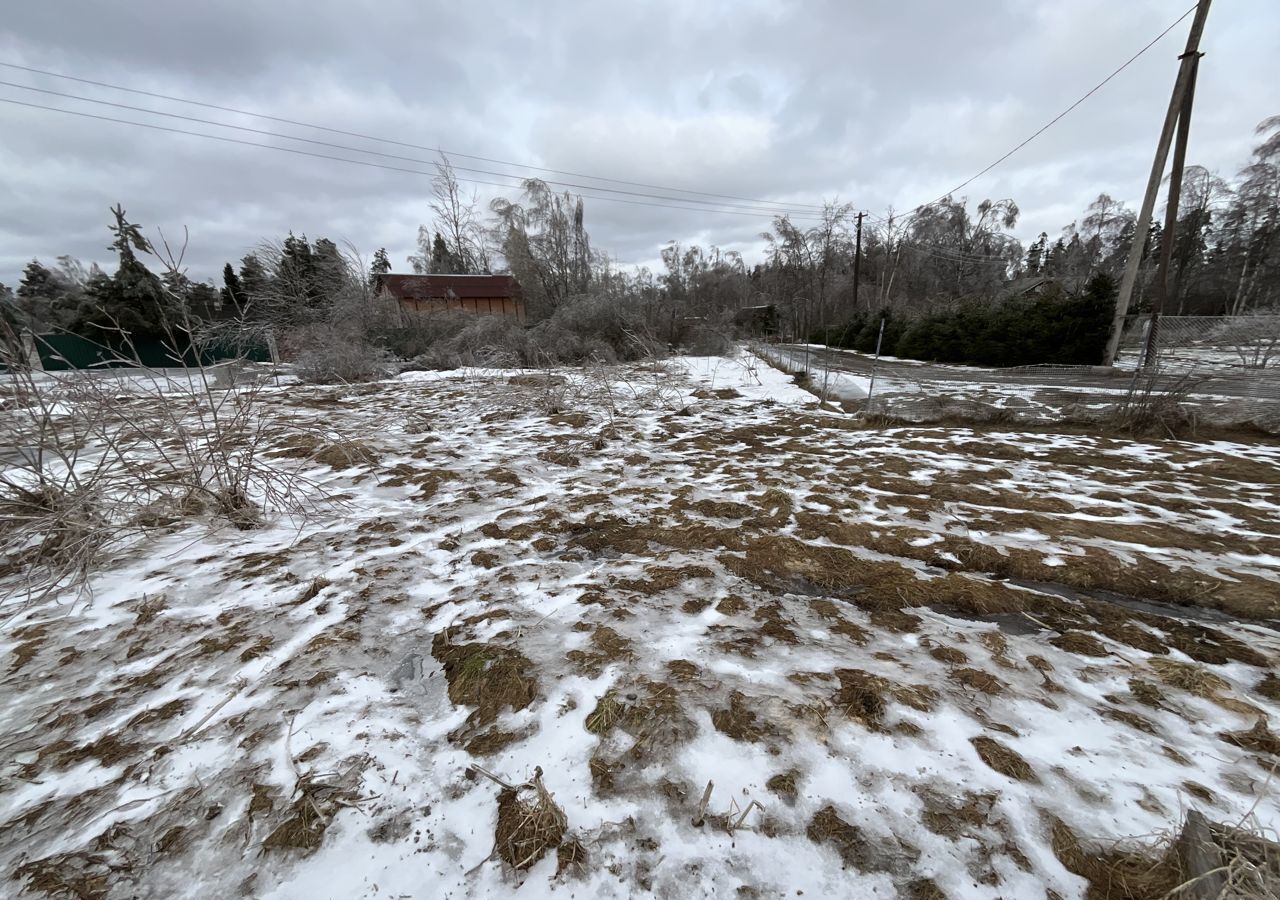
[3,115,1276,368]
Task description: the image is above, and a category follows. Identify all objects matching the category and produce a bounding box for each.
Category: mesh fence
[1119,315,1280,370]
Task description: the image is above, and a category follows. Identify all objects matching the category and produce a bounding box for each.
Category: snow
[1,350,1278,899]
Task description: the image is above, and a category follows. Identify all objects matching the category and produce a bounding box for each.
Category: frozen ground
[2,350,1279,899]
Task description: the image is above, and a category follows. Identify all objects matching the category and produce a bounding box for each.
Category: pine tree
[220,263,245,316]
[1026,233,1048,274]
[429,232,456,274]
[371,247,391,277]
[75,206,171,340]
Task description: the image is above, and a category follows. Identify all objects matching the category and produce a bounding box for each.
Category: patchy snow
[2,355,1278,899]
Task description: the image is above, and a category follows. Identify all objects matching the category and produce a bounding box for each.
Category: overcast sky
[1,0,1276,288]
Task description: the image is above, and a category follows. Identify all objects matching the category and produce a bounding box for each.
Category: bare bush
[1110,373,1202,438]
[293,324,396,384]
[0,314,326,615]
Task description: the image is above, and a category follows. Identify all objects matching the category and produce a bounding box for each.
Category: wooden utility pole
[1142,48,1201,370]
[852,211,865,312]
[1102,0,1212,367]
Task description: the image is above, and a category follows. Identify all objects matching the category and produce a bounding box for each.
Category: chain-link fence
[1119,315,1280,371]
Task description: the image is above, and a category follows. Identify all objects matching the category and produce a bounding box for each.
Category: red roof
[378,274,521,302]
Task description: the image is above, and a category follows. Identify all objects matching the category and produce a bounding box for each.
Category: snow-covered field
[2,351,1278,899]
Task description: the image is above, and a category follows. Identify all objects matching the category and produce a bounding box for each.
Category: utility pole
[1102,0,1212,367]
[852,211,865,313]
[1142,49,1201,371]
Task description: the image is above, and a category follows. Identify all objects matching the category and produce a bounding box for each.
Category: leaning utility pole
[852,211,865,312]
[1142,46,1202,370]
[1102,0,1212,367]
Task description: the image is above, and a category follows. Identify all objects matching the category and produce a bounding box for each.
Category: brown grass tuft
[1258,673,1280,702]
[970,736,1037,782]
[952,668,1004,695]
[566,625,634,678]
[494,769,567,871]
[431,634,537,741]
[832,669,889,731]
[767,770,800,805]
[929,646,969,665]
[711,691,774,743]
[1049,817,1181,900]
[1219,719,1280,756]
[1049,631,1109,658]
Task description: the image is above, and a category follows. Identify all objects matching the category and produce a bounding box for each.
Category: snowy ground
[2,350,1279,899]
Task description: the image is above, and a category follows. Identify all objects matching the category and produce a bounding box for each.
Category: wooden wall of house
[399,297,527,324]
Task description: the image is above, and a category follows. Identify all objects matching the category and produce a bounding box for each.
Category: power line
[0,79,835,218]
[903,4,1198,217]
[0,96,833,222]
[0,59,830,213]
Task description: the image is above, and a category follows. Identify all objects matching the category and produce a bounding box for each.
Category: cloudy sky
[1,0,1275,287]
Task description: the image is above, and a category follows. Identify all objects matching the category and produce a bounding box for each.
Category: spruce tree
[221,263,245,316]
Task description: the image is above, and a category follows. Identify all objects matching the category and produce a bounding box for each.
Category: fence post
[20,330,43,372]
[863,316,887,416]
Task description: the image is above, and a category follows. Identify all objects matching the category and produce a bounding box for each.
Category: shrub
[822,275,1116,368]
[293,324,396,383]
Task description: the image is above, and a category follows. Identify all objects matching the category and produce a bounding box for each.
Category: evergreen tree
[429,232,457,274]
[371,247,391,279]
[75,206,171,340]
[220,263,245,316]
[1026,233,1048,274]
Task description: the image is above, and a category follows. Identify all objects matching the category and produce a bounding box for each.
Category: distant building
[1003,275,1089,300]
[377,274,526,323]
[733,303,779,336]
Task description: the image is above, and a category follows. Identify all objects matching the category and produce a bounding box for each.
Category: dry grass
[493,768,568,871]
[262,763,363,852]
[430,634,537,744]
[831,669,889,731]
[1220,719,1280,756]
[566,625,634,678]
[806,805,917,874]
[951,668,1005,695]
[767,769,800,805]
[970,736,1037,782]
[711,690,773,743]
[1050,818,1182,900]
[1050,631,1111,658]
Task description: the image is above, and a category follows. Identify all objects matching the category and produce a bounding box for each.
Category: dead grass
[1220,719,1280,756]
[806,805,917,873]
[614,564,715,594]
[262,765,363,852]
[493,770,568,871]
[1143,657,1265,716]
[555,835,589,879]
[929,645,969,665]
[711,691,773,743]
[970,736,1037,782]
[951,668,1004,695]
[565,625,634,678]
[831,669,889,731]
[767,769,800,805]
[1257,673,1280,702]
[1050,631,1110,658]
[430,634,537,740]
[1050,818,1181,900]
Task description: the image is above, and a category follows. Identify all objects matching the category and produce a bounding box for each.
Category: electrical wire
[0,79,840,217]
[0,59,830,213]
[901,3,1198,218]
[0,96,836,222]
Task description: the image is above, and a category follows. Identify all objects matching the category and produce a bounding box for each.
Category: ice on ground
[1,353,1278,899]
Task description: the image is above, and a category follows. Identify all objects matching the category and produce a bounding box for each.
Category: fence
[1119,315,1280,370]
[2,331,271,373]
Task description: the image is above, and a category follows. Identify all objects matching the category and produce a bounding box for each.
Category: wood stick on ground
[692,780,714,827]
